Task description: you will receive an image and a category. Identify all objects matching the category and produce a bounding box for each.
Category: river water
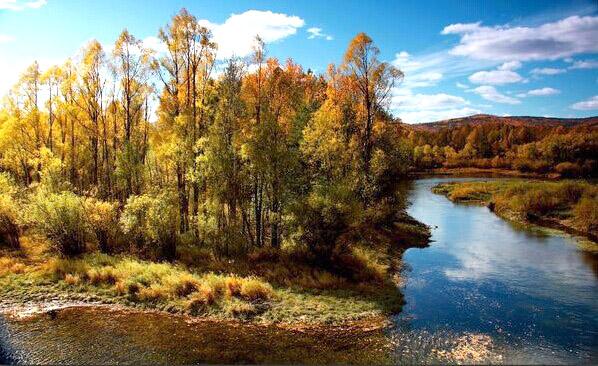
[0,177,596,364]
[393,177,597,364]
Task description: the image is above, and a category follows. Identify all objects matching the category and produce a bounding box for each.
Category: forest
[409,115,597,177]
[0,8,595,323]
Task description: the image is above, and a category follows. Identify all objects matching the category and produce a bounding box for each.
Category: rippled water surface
[394,177,598,364]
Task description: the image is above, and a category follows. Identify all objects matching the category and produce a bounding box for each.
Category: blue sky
[0,0,597,123]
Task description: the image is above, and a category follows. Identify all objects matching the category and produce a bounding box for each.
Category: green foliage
[120,192,179,260]
[28,191,89,257]
[291,183,359,264]
[0,194,20,249]
[573,195,598,232]
[84,198,120,253]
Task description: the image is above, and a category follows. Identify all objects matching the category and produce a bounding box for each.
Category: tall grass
[43,253,275,315]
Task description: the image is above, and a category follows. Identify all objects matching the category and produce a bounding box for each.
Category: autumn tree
[342,33,403,198]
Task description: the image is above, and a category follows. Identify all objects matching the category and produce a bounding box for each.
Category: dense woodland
[0,9,412,264]
[409,116,597,177]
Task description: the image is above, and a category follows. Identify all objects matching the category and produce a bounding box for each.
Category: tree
[342,33,403,196]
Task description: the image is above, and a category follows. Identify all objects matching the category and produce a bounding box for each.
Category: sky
[0,0,597,123]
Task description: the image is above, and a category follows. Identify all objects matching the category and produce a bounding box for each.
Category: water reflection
[397,177,598,364]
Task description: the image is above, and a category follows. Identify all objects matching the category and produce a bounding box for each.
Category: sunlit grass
[433,180,598,249]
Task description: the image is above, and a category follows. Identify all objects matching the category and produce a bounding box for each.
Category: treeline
[0,9,410,263]
[409,121,597,177]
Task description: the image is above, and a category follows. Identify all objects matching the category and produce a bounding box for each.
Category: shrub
[0,194,20,249]
[291,183,358,265]
[28,191,89,257]
[84,198,120,253]
[239,277,274,301]
[120,192,179,260]
[0,173,20,249]
[555,162,582,178]
[573,195,598,232]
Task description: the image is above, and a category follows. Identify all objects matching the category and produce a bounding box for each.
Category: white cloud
[391,90,481,123]
[142,36,168,55]
[393,92,468,110]
[403,71,443,89]
[520,87,561,97]
[396,107,482,124]
[570,95,598,110]
[530,67,566,75]
[0,34,15,43]
[498,60,522,70]
[306,27,333,41]
[469,69,524,85]
[472,85,520,104]
[456,82,468,89]
[569,59,598,69]
[0,0,46,10]
[442,15,598,61]
[199,10,304,59]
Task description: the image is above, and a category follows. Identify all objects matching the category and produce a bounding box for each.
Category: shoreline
[431,180,598,250]
[0,213,430,330]
[412,167,561,179]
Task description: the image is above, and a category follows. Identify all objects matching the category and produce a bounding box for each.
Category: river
[393,177,597,364]
[0,177,596,364]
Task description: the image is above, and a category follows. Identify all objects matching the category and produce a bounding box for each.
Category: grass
[433,180,598,250]
[0,229,419,325]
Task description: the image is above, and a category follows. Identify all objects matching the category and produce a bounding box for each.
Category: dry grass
[0,256,26,276]
[41,253,276,315]
[434,180,598,243]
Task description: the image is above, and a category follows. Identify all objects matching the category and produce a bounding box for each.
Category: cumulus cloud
[392,92,468,110]
[518,87,560,97]
[397,107,482,124]
[472,85,520,104]
[142,36,168,55]
[569,59,598,69]
[0,0,46,10]
[391,90,480,123]
[498,60,522,70]
[469,62,525,85]
[442,15,598,61]
[306,27,333,41]
[570,95,598,110]
[198,10,305,59]
[530,67,566,75]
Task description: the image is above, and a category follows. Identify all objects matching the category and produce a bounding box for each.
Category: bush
[120,192,179,260]
[84,198,120,253]
[573,195,598,232]
[555,162,582,178]
[0,194,20,250]
[291,183,358,265]
[28,191,89,257]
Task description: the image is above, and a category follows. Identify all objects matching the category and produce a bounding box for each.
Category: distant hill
[409,114,598,132]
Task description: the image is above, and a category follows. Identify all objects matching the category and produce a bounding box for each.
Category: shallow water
[394,177,598,364]
[0,177,596,364]
[0,307,390,364]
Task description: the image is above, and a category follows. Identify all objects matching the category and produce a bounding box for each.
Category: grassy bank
[432,180,598,250]
[416,167,559,179]
[0,218,428,326]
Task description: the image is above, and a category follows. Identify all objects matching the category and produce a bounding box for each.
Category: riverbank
[432,180,598,250]
[414,167,561,179]
[0,216,430,328]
